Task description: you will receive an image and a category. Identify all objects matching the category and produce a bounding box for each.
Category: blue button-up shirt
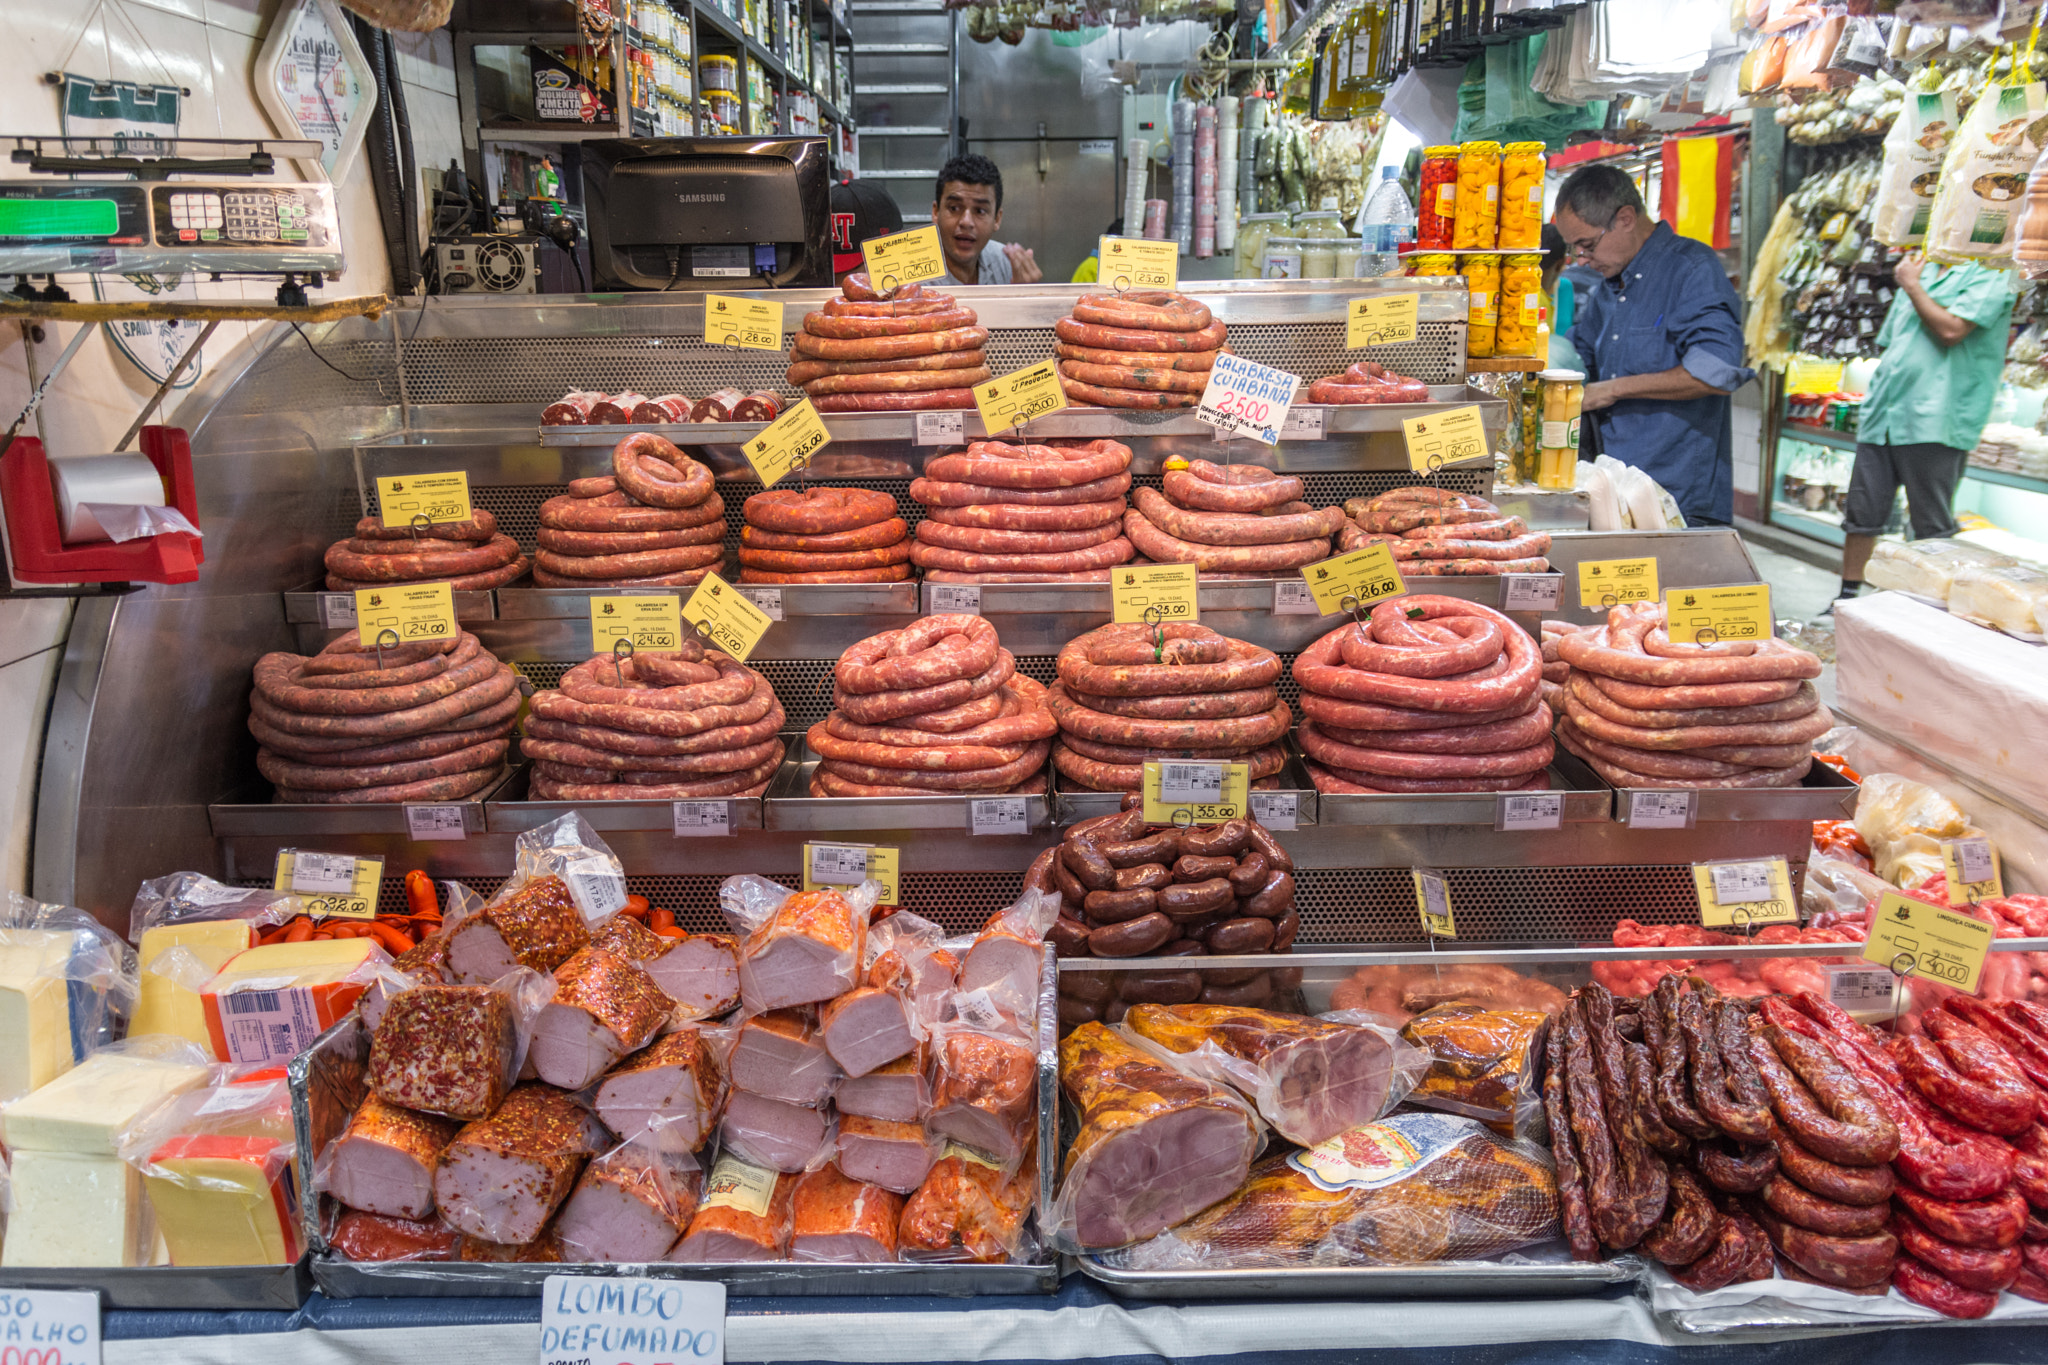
[1567,222,1755,525]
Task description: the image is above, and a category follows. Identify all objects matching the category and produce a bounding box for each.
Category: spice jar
[1496,252,1544,358]
[1418,145,1459,249]
[1498,141,1545,250]
[1453,141,1501,250]
[1407,252,1455,277]
[1537,368,1584,490]
[1464,252,1500,359]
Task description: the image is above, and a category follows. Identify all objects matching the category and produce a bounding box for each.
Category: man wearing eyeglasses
[1555,165,1755,525]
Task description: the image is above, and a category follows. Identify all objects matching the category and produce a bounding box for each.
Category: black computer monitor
[581,137,831,290]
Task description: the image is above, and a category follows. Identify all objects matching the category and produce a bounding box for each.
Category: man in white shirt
[934,153,1041,286]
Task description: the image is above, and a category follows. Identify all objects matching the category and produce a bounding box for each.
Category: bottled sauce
[1499,141,1545,250]
[1453,141,1500,250]
[1417,146,1458,249]
[1356,165,1415,278]
[1496,253,1543,358]
[1464,252,1500,358]
[1235,212,1289,278]
[1537,369,1584,490]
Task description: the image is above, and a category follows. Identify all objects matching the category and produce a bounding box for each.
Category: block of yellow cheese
[201,938,384,1064]
[3,1051,211,1156]
[1,1151,149,1266]
[131,921,258,1047]
[0,930,98,1102]
[142,1135,301,1266]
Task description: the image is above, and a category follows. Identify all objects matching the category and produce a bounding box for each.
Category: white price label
[565,855,629,922]
[1954,837,1996,887]
[219,984,323,1064]
[951,986,1007,1030]
[1711,861,1775,904]
[737,587,784,621]
[318,592,357,629]
[1272,579,1319,615]
[1826,965,1897,1012]
[930,583,982,615]
[1496,792,1564,831]
[0,1288,101,1365]
[1501,574,1563,613]
[541,1274,725,1365]
[289,851,358,894]
[1249,791,1298,831]
[914,410,965,445]
[1159,762,1224,806]
[1627,789,1696,829]
[673,801,732,837]
[404,804,468,840]
[969,797,1029,836]
[1280,406,1326,440]
[1195,353,1300,445]
[807,843,871,885]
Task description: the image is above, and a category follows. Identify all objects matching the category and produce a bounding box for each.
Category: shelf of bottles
[1279,1,1574,120]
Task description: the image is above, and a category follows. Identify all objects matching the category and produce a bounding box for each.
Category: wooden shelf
[0,297,387,324]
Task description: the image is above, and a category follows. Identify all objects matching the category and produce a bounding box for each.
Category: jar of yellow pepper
[1464,252,1500,358]
[1498,141,1545,250]
[1495,252,1544,358]
[1453,141,1500,249]
[1406,252,1455,277]
[1537,369,1583,490]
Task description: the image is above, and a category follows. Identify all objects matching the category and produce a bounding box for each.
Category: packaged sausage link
[718,874,883,1015]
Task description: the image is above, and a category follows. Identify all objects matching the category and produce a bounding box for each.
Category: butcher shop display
[323,511,530,592]
[1293,594,1554,794]
[1550,604,1832,789]
[787,275,986,412]
[1048,622,1290,792]
[739,486,912,584]
[909,440,1138,581]
[520,637,785,800]
[1304,360,1432,405]
[1053,292,1228,410]
[247,630,519,803]
[1124,459,1345,576]
[532,433,728,588]
[1338,488,1553,576]
[541,390,783,426]
[807,614,1053,796]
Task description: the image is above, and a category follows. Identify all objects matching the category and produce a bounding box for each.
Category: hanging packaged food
[1496,252,1543,358]
[1453,141,1501,250]
[1418,146,1459,249]
[1923,81,2046,264]
[1464,253,1500,359]
[1497,142,1545,250]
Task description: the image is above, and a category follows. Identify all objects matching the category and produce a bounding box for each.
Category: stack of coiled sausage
[1049,623,1289,793]
[808,615,1052,796]
[248,630,519,803]
[1304,361,1431,405]
[1053,292,1226,410]
[786,275,988,413]
[739,487,910,584]
[1124,460,1343,576]
[1292,595,1552,794]
[522,640,785,799]
[533,434,728,587]
[540,391,781,424]
[1551,603,1830,790]
[909,440,1136,582]
[1338,488,1553,575]
[323,513,529,592]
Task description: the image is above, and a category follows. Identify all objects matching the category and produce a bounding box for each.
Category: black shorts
[1843,441,1969,539]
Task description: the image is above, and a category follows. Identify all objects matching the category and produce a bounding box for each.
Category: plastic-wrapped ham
[790,1164,903,1262]
[591,916,740,1018]
[956,891,1058,1017]
[836,1114,939,1194]
[899,1147,1036,1263]
[529,948,672,1090]
[432,1084,608,1245]
[820,911,952,1078]
[836,1049,930,1123]
[554,1142,702,1262]
[360,937,452,1033]
[447,876,590,982]
[593,1029,725,1147]
[719,1089,833,1173]
[720,876,881,1013]
[671,1154,796,1261]
[322,1095,461,1221]
[729,1008,842,1106]
[368,984,521,1120]
[925,1028,1038,1170]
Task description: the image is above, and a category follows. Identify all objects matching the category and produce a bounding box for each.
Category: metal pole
[114,319,218,451]
[1,321,99,459]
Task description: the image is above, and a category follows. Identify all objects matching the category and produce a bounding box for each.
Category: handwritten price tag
[861,225,948,290]
[803,842,900,904]
[681,572,772,663]
[1111,563,1199,625]
[1413,868,1456,938]
[273,851,382,920]
[1864,890,1995,995]
[1692,857,1797,929]
[591,595,683,653]
[1578,557,1660,609]
[1300,543,1406,617]
[1142,761,1248,825]
[376,470,471,527]
[1098,236,1178,291]
[1196,353,1299,446]
[704,293,784,351]
[354,581,457,646]
[744,398,830,490]
[1665,584,1774,646]
[0,1288,101,1365]
[1944,837,2004,905]
[541,1274,724,1365]
[1399,405,1489,473]
[974,360,1067,433]
[1348,293,1419,348]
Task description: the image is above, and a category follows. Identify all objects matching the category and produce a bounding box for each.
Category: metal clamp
[1729,905,1753,937]
[1600,592,1619,610]
[372,627,399,670]
[409,512,432,540]
[611,634,637,685]
[1339,593,1367,626]
[1424,451,1446,487]
[1143,602,1167,662]
[1695,625,1721,648]
[691,618,716,655]
[1888,950,1917,1027]
[1169,807,1194,829]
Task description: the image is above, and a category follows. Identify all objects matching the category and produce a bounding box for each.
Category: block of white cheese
[0,929,104,1102]
[201,938,385,1064]
[1,1151,149,1267]
[3,1051,210,1156]
[131,921,258,1048]
[142,1135,301,1266]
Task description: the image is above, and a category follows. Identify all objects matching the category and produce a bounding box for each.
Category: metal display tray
[1077,1252,1639,1300]
[1312,752,1613,828]
[290,947,1062,1297]
[764,732,1053,835]
[492,581,921,663]
[484,763,767,833]
[283,583,497,627]
[208,771,514,839]
[0,1261,310,1311]
[1610,762,1858,826]
[1051,758,1320,828]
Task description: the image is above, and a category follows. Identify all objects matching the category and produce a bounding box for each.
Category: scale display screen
[0,185,146,243]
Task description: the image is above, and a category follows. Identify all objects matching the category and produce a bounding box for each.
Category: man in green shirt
[1833,253,2017,606]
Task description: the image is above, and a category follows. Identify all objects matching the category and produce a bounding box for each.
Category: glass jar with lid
[1297,211,1345,277]
[1406,251,1455,277]
[1235,212,1290,279]
[1453,140,1501,250]
[1418,146,1459,249]
[1261,237,1306,280]
[1496,252,1544,357]
[1537,369,1584,489]
[1498,142,1546,250]
[1464,252,1500,358]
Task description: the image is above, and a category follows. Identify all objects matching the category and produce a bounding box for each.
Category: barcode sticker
[970,797,1028,836]
[1955,838,1996,885]
[914,411,965,445]
[1159,763,1224,805]
[931,584,982,616]
[289,852,357,894]
[673,801,732,837]
[807,843,871,885]
[1280,407,1326,440]
[1712,861,1775,904]
[405,804,468,841]
[1826,965,1897,1012]
[220,985,322,1064]
[318,593,357,629]
[1272,580,1319,615]
[565,855,628,921]
[1496,792,1564,831]
[951,987,1006,1031]
[1250,791,1298,831]
[1627,789,1696,829]
[1413,868,1455,938]
[737,587,784,621]
[1501,574,1563,613]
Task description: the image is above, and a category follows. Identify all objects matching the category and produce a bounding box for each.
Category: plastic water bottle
[1356,166,1415,278]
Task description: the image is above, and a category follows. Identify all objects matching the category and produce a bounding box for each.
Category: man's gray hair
[1555,164,1645,228]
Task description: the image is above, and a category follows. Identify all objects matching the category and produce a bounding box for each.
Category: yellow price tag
[1786,357,1845,397]
[1665,584,1774,646]
[591,594,684,653]
[1111,563,1199,625]
[354,581,457,645]
[1943,837,2004,905]
[1300,543,1407,617]
[273,851,383,920]
[1141,761,1249,825]
[704,294,784,351]
[974,360,1067,434]
[1578,557,1660,609]
[860,225,948,291]
[743,398,831,489]
[376,471,472,528]
[1348,293,1419,348]
[1864,889,1995,995]
[1098,236,1178,291]
[1692,857,1798,929]
[681,572,773,663]
[803,842,901,905]
[1412,868,1455,938]
[1399,405,1489,473]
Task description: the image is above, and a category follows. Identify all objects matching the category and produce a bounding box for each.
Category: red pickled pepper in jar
[1418,147,1459,250]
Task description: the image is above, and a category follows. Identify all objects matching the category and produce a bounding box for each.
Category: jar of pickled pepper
[1463,252,1500,359]
[1515,372,1541,484]
[1498,141,1546,250]
[1496,252,1544,358]
[1453,141,1500,250]
[1407,252,1454,278]
[1418,145,1459,250]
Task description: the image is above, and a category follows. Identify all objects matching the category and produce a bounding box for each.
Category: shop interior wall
[0,0,458,898]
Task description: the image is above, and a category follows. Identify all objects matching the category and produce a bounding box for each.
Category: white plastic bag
[1925,81,2046,264]
[1874,88,1961,247]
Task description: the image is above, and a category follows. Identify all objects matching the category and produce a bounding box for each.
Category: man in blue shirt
[1558,165,1756,524]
